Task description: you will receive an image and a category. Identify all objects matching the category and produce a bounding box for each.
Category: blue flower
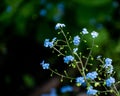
[82,28,89,34]
[73,48,78,53]
[106,77,115,87]
[105,58,112,65]
[104,58,113,74]
[76,77,85,85]
[55,23,65,30]
[73,35,80,46]
[40,60,50,69]
[48,42,54,48]
[63,55,74,64]
[44,37,57,48]
[60,85,73,93]
[91,31,98,38]
[44,39,50,47]
[87,86,98,95]
[86,71,98,80]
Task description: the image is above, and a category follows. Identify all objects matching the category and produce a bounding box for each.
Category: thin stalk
[74,53,89,85]
[74,61,82,75]
[85,39,95,69]
[60,29,72,52]
[49,68,75,80]
[74,53,85,74]
[53,47,65,56]
[113,84,120,96]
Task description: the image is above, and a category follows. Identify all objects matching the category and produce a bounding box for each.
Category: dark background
[0,0,120,96]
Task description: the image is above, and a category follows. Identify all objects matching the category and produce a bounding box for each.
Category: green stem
[74,61,82,75]
[73,52,90,86]
[57,39,66,43]
[61,29,72,52]
[113,84,120,96]
[84,39,94,69]
[53,47,65,56]
[74,53,85,75]
[49,68,75,80]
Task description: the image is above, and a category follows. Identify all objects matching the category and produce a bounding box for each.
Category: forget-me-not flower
[91,31,98,38]
[106,77,115,87]
[44,37,57,48]
[104,58,113,74]
[105,58,112,65]
[86,71,98,80]
[40,60,50,69]
[63,55,74,64]
[73,35,80,46]
[76,77,85,85]
[87,86,98,95]
[55,23,65,30]
[44,39,50,47]
[82,28,89,34]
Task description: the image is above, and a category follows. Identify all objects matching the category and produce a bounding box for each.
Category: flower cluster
[86,71,98,80]
[76,71,98,85]
[91,31,99,38]
[40,23,119,96]
[73,35,80,46]
[104,58,113,74]
[44,37,57,48]
[106,77,115,87]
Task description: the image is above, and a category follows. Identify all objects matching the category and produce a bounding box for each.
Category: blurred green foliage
[23,74,35,88]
